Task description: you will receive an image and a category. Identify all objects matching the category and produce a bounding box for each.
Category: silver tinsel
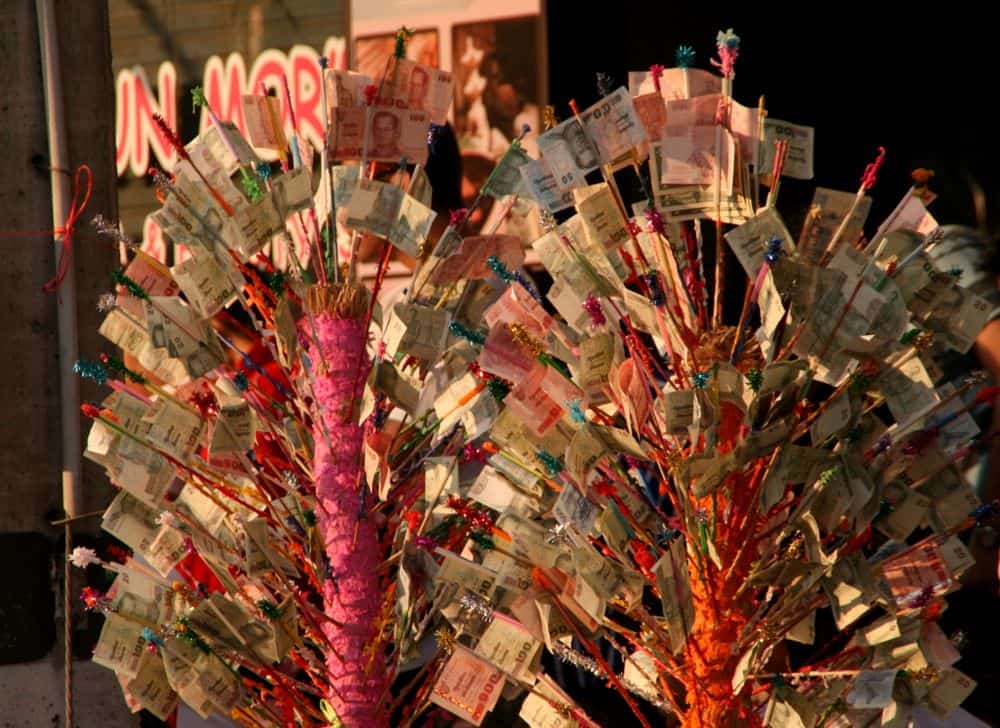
[965,370,989,386]
[457,593,495,625]
[96,292,117,313]
[551,640,674,715]
[551,641,602,676]
[538,208,559,233]
[622,678,673,714]
[282,470,300,491]
[546,522,573,546]
[149,167,174,194]
[92,214,136,249]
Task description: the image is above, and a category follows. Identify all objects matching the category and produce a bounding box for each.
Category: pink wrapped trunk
[307,285,387,727]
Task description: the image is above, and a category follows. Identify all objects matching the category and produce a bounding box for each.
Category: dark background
[547,5,998,236]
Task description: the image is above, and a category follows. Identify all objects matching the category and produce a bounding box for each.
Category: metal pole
[35,1,81,726]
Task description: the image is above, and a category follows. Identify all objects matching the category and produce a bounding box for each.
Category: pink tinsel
[583,294,606,328]
[710,29,740,80]
[309,312,387,727]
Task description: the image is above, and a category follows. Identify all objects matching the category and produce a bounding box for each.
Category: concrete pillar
[0,1,136,725]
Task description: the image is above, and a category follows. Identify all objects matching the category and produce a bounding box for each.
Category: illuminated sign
[115,37,347,177]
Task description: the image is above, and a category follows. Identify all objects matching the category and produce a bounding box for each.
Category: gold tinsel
[508,322,544,357]
[542,105,557,130]
[434,626,456,654]
[694,325,763,372]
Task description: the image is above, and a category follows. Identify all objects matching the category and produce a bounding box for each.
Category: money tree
[71,28,995,728]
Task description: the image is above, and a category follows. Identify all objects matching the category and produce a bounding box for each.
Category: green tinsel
[240,167,265,203]
[469,532,494,550]
[394,27,414,58]
[111,269,149,300]
[449,321,486,347]
[102,354,147,384]
[256,599,284,620]
[263,269,286,295]
[486,377,510,402]
[74,358,108,386]
[535,449,562,476]
[191,86,208,112]
[175,618,211,653]
[817,467,840,485]
[539,353,572,380]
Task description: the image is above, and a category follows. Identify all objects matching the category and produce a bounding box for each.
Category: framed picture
[451,16,542,161]
[355,28,441,82]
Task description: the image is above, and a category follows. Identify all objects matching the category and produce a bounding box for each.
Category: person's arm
[974,318,1000,504]
[965,318,1000,589]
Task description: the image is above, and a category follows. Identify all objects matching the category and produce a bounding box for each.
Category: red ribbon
[42,164,93,294]
[860,146,886,191]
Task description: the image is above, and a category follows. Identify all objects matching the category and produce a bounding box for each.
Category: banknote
[432,234,523,282]
[552,480,599,534]
[161,649,213,718]
[211,400,256,453]
[665,94,759,163]
[171,248,240,319]
[504,366,571,437]
[124,653,178,721]
[800,188,872,264]
[329,105,429,164]
[407,164,433,207]
[144,296,225,380]
[384,301,452,362]
[197,120,256,173]
[724,206,794,277]
[146,524,189,577]
[579,87,648,164]
[102,490,161,555]
[330,163,360,206]
[876,536,954,609]
[323,68,373,110]
[109,567,174,626]
[429,645,506,726]
[141,396,207,461]
[921,283,991,354]
[882,193,939,237]
[537,117,601,190]
[229,194,284,260]
[345,178,404,238]
[760,117,814,180]
[370,57,454,124]
[660,124,733,190]
[345,177,436,255]
[646,143,751,223]
[482,142,531,199]
[519,158,575,213]
[269,165,313,218]
[93,613,147,679]
[633,92,667,140]
[473,612,542,681]
[628,67,722,101]
[574,183,631,265]
[240,94,283,150]
[519,674,586,727]
[388,193,437,257]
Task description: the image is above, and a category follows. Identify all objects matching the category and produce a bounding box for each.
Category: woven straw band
[306,283,370,320]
